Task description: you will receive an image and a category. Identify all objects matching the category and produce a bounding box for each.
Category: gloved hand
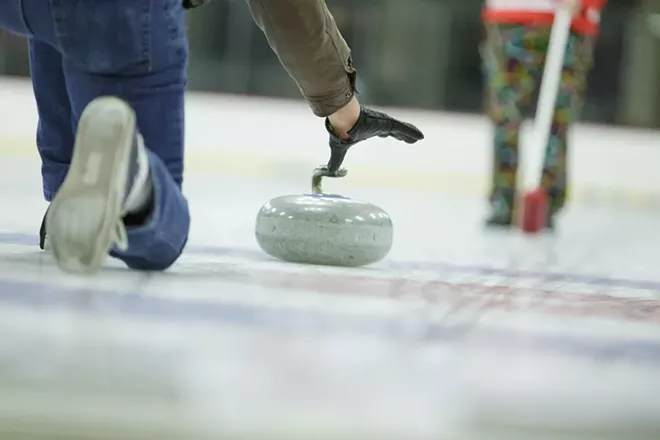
[319,106,424,177]
[183,0,211,9]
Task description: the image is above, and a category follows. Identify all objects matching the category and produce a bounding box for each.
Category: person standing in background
[481,0,607,229]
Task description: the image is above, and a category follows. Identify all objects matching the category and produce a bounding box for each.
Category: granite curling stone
[255,167,393,267]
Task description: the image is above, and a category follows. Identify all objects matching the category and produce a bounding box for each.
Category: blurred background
[1,0,658,129]
[1,3,660,439]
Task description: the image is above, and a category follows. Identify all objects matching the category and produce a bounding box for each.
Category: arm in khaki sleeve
[245,0,357,117]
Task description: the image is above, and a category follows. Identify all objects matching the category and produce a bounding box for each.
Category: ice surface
[0,156,659,440]
[0,85,659,440]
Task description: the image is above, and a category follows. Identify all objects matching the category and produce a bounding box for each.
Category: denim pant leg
[0,0,74,200]
[0,0,30,35]
[29,40,76,201]
[110,150,190,271]
[23,0,192,270]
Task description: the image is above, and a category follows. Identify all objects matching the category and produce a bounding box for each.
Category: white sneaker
[46,96,139,274]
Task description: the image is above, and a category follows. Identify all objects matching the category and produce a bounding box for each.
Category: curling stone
[255,167,393,267]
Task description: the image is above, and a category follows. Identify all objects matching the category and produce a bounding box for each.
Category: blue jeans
[0,0,191,270]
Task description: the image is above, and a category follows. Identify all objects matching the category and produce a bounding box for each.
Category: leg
[28,39,75,203]
[43,0,190,272]
[6,0,76,247]
[0,0,30,35]
[540,34,595,216]
[28,39,77,249]
[482,25,538,226]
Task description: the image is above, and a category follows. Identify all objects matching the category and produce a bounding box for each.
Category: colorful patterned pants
[482,24,595,213]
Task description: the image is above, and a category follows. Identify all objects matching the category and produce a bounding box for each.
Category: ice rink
[0,78,659,439]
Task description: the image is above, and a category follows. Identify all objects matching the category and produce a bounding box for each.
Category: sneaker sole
[46,96,136,274]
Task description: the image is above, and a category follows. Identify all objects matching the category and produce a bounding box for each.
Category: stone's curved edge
[255,237,389,267]
[255,194,394,267]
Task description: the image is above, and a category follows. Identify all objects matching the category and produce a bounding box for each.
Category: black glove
[320,106,424,177]
[183,0,211,9]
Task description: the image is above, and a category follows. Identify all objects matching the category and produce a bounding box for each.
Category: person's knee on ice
[112,134,191,272]
[26,0,190,273]
[43,96,189,274]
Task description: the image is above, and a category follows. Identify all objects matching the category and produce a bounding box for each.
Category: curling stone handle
[311,169,325,194]
[311,165,348,194]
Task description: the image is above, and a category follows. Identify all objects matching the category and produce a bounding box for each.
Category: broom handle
[530,5,573,189]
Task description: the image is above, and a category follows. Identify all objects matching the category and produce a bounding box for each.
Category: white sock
[123,134,153,214]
